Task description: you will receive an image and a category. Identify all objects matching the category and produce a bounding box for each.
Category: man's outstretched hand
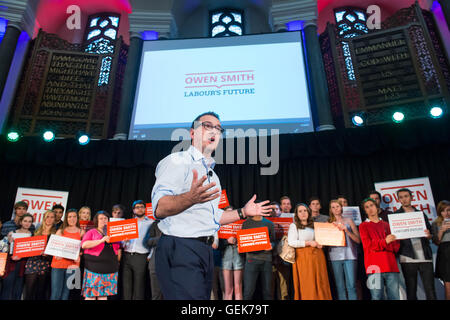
[242,195,274,218]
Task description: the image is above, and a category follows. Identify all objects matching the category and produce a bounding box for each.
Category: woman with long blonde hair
[327,200,360,300]
[23,210,56,300]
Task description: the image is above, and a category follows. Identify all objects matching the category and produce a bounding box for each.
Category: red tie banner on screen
[13,235,48,258]
[107,218,139,242]
[237,227,272,253]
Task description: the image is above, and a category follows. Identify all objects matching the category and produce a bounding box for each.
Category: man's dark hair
[112,204,125,211]
[280,196,291,203]
[132,200,145,209]
[52,204,65,211]
[308,196,321,205]
[368,190,382,199]
[191,111,220,129]
[396,188,412,196]
[14,201,28,210]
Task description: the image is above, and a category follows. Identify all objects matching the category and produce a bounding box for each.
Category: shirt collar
[188,145,216,169]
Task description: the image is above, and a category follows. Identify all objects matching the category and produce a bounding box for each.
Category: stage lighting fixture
[429,106,443,119]
[43,130,55,142]
[7,131,20,142]
[351,114,364,126]
[77,133,90,145]
[392,112,405,123]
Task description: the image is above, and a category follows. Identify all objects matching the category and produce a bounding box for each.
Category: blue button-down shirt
[122,216,153,254]
[151,145,223,238]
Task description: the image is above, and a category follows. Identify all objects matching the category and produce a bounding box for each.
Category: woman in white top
[288,203,332,300]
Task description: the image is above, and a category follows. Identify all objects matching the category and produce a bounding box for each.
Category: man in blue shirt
[152,111,274,300]
[122,200,153,300]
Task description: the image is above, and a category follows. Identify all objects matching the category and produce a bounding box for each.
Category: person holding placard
[1,201,35,237]
[394,188,436,300]
[241,213,275,300]
[288,203,332,300]
[432,200,450,300]
[327,200,360,300]
[23,210,56,300]
[1,213,33,300]
[81,211,121,300]
[122,200,153,300]
[219,206,244,300]
[359,198,400,300]
[50,209,84,300]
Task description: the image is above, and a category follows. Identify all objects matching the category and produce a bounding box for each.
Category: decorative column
[0,21,22,98]
[113,10,175,139]
[301,20,335,131]
[113,32,144,140]
[270,0,335,131]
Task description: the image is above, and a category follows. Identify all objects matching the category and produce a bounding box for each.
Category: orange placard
[218,220,245,239]
[237,227,271,253]
[218,190,230,209]
[145,203,155,220]
[267,217,293,239]
[0,252,7,274]
[314,222,346,246]
[107,218,139,242]
[13,235,48,258]
[79,220,94,232]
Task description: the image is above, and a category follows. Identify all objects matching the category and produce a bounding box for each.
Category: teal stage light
[392,112,405,123]
[43,130,55,142]
[7,131,20,142]
[429,106,443,119]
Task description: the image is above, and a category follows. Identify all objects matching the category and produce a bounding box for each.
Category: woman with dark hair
[50,208,84,300]
[432,200,450,300]
[288,203,332,300]
[1,213,34,300]
[81,211,122,300]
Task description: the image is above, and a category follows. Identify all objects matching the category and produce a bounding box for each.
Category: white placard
[342,206,362,225]
[13,187,69,225]
[374,177,436,223]
[388,211,427,240]
[44,234,81,260]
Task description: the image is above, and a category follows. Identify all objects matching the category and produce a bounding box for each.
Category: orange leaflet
[107,218,139,242]
[267,217,293,239]
[218,220,245,239]
[218,190,230,209]
[79,220,94,232]
[145,203,155,220]
[13,235,48,258]
[0,253,7,274]
[237,227,271,253]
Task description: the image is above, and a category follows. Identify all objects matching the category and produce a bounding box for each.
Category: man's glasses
[198,121,224,134]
